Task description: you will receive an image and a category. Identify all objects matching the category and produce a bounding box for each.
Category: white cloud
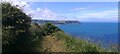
[37,8,41,11]
[32,8,58,20]
[32,7,118,22]
[2,0,66,20]
[2,0,30,13]
[77,10,118,22]
[2,0,26,6]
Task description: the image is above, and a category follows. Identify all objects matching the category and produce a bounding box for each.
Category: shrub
[1,2,32,52]
[43,23,62,35]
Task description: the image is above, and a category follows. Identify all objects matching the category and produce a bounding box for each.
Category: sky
[2,0,119,22]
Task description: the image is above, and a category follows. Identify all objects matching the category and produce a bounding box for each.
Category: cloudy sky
[2,0,118,22]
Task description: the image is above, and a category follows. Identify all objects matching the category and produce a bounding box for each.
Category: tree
[1,2,32,52]
[43,23,62,35]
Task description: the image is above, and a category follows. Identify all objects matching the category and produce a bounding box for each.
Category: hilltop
[32,19,80,25]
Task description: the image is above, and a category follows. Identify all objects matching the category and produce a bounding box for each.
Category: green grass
[29,23,118,53]
[52,31,106,52]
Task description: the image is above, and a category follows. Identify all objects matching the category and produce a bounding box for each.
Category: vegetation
[2,2,32,52]
[1,2,118,54]
[43,22,62,35]
[52,31,105,52]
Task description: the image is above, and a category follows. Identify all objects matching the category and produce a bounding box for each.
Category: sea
[57,22,118,47]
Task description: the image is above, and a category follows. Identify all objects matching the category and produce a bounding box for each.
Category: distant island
[32,19,80,25]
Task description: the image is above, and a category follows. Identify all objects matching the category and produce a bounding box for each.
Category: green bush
[43,23,62,35]
[30,23,45,39]
[1,2,32,52]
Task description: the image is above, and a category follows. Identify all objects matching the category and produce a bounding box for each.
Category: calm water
[58,22,118,47]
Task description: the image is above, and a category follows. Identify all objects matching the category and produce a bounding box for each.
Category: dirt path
[41,35,66,52]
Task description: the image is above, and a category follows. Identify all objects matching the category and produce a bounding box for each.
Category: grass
[52,31,106,52]
[23,25,118,54]
[29,23,118,53]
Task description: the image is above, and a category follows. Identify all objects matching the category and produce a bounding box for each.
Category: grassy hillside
[29,23,107,52]
[52,31,105,52]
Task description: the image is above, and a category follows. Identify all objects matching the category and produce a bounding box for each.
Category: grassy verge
[52,31,106,52]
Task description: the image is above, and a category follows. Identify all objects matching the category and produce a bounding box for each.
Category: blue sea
[58,22,118,47]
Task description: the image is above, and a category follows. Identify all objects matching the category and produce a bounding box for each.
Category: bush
[43,23,62,35]
[1,2,32,52]
[30,23,45,39]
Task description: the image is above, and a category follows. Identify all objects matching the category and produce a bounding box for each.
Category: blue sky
[19,0,120,2]
[29,2,118,14]
[3,0,118,22]
[25,2,118,22]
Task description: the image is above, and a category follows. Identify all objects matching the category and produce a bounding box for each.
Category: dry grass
[40,35,67,52]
